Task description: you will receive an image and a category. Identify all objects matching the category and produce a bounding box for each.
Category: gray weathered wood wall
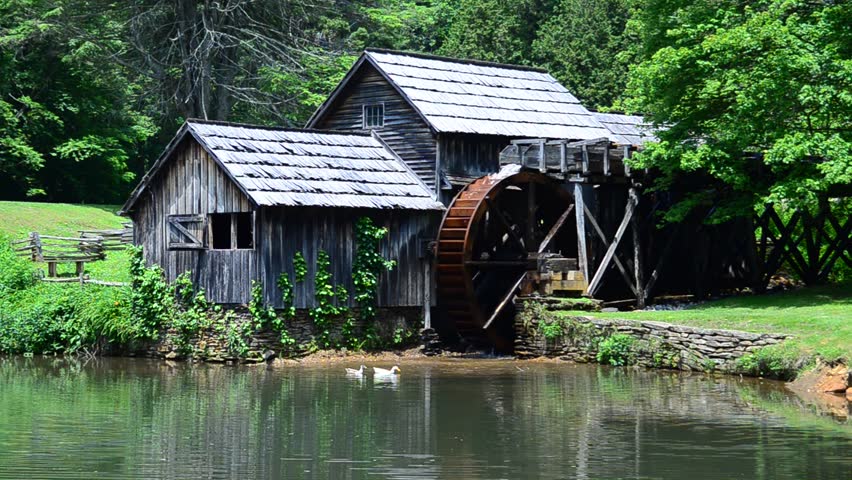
[130,139,257,304]
[259,207,437,308]
[313,64,438,190]
[130,137,439,308]
[440,133,508,178]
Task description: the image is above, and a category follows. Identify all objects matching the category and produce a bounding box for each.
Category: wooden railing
[12,224,133,279]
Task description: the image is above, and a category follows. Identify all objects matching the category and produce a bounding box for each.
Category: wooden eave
[305,52,438,136]
[119,121,258,216]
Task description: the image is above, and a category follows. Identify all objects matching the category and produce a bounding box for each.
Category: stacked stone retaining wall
[140,307,422,362]
[515,307,790,372]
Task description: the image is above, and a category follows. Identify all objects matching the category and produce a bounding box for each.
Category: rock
[847,387,852,402]
[165,351,180,360]
[815,365,849,393]
[262,349,277,362]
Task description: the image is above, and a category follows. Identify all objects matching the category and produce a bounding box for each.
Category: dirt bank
[787,362,851,420]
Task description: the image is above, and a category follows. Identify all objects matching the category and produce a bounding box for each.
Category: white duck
[373,365,401,378]
[345,365,366,377]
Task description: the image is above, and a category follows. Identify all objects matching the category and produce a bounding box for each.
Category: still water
[0,357,849,480]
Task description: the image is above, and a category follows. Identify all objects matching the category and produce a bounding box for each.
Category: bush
[0,236,36,296]
[735,344,813,380]
[596,334,636,367]
[0,282,133,355]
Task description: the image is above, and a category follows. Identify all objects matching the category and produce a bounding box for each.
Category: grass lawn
[0,201,130,282]
[556,283,852,362]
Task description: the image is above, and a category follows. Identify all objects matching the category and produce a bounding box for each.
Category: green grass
[0,201,130,282]
[556,283,852,362]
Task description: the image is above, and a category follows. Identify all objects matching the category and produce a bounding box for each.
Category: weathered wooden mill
[127,49,847,351]
[308,49,661,349]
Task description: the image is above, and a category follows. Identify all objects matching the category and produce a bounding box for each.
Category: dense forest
[0,0,849,217]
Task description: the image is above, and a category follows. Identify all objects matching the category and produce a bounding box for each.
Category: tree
[122,0,342,124]
[533,0,634,109]
[0,0,155,202]
[626,0,852,222]
[439,0,547,65]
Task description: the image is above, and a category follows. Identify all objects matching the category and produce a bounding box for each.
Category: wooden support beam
[485,197,525,252]
[581,145,590,175]
[574,184,589,282]
[538,140,546,173]
[483,272,527,330]
[586,196,637,297]
[623,146,632,177]
[560,142,567,174]
[526,182,537,248]
[603,146,611,177]
[582,203,637,296]
[630,188,645,308]
[539,204,575,254]
[465,261,529,268]
[423,260,431,329]
[817,210,852,280]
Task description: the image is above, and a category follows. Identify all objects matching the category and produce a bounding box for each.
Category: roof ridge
[364,48,549,74]
[185,118,374,137]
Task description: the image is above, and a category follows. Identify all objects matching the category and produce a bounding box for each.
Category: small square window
[209,212,253,250]
[363,103,384,129]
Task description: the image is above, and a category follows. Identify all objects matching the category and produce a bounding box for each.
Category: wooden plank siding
[313,65,438,190]
[440,133,509,178]
[131,137,439,308]
[130,139,257,304]
[259,207,437,308]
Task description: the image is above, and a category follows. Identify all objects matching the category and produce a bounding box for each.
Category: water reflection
[0,357,849,479]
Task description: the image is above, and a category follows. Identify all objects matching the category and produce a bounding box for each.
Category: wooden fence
[12,224,133,280]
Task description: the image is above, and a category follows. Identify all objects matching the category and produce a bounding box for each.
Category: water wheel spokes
[436,171,575,351]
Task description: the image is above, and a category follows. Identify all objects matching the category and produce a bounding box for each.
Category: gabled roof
[121,120,444,214]
[592,112,657,147]
[308,49,613,140]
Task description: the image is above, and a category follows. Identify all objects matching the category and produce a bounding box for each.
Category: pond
[0,357,849,479]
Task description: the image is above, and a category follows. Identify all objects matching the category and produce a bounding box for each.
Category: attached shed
[307,49,615,197]
[120,120,444,311]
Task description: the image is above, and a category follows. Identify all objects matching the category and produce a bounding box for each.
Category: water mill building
[123,49,671,349]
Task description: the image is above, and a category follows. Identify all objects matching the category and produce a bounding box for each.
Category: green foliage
[0,240,135,354]
[596,334,636,366]
[440,0,540,65]
[352,217,394,324]
[348,0,456,52]
[249,279,296,348]
[735,344,812,380]
[222,312,252,358]
[293,252,308,283]
[310,250,348,349]
[534,0,635,109]
[626,0,852,221]
[0,0,156,202]
[259,51,357,125]
[0,235,36,295]
[169,273,213,355]
[129,245,171,340]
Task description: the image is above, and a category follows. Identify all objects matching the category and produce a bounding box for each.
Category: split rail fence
[12,224,133,285]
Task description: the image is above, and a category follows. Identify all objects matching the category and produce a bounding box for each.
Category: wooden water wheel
[435,170,576,351]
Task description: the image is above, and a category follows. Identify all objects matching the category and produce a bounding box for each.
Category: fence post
[31,232,43,262]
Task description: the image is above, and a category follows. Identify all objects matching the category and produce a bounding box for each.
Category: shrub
[0,236,36,296]
[596,334,636,367]
[735,344,812,380]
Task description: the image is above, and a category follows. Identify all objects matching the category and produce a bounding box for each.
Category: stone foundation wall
[142,307,423,362]
[515,307,790,372]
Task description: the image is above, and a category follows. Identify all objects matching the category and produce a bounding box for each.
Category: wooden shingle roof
[121,120,444,214]
[309,49,613,140]
[592,112,657,147]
